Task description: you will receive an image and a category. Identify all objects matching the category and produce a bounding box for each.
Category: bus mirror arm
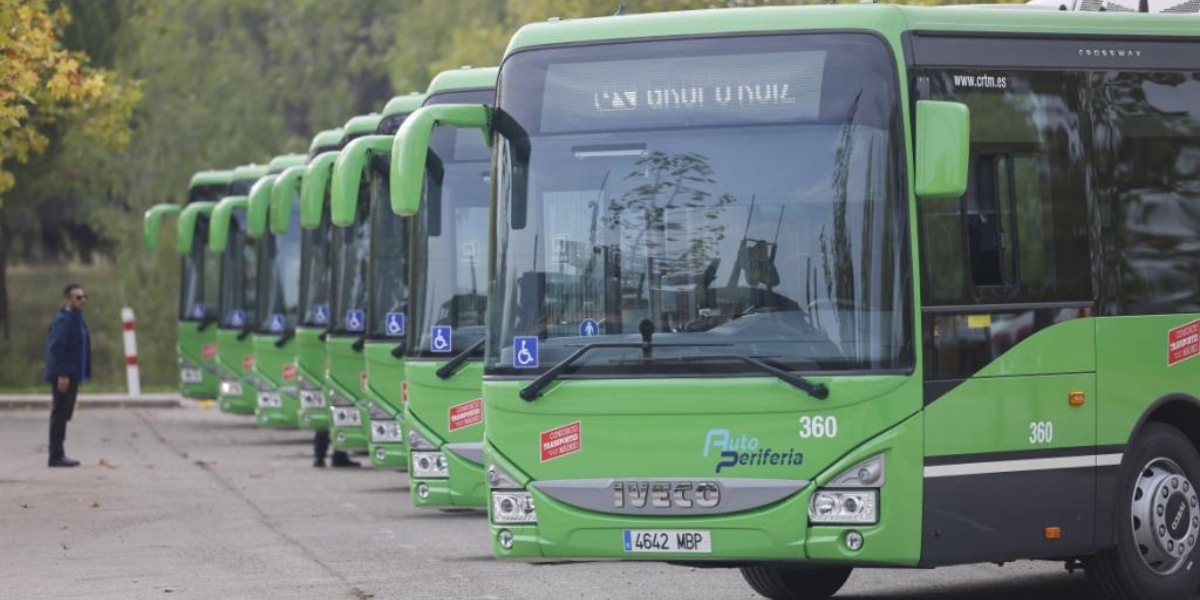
[196,316,218,332]
[436,338,486,380]
[518,341,731,401]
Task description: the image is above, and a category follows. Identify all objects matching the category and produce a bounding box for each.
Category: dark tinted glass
[256,200,303,332]
[367,168,410,340]
[329,185,371,334]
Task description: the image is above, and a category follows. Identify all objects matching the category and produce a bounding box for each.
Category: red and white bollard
[121,307,141,397]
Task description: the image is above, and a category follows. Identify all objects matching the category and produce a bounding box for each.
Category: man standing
[44,284,90,468]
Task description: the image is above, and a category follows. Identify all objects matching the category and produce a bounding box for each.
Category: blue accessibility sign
[430,326,452,353]
[385,312,406,337]
[513,336,539,369]
[228,309,245,328]
[267,313,285,333]
[191,303,206,320]
[312,304,329,325]
[345,309,365,332]
[579,319,599,337]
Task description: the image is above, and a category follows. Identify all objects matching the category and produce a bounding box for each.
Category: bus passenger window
[967,153,1016,288]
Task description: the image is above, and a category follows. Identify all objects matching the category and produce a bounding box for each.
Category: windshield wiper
[646,354,829,400]
[196,315,219,332]
[274,330,295,349]
[436,338,486,380]
[351,336,365,352]
[236,326,253,341]
[519,342,730,401]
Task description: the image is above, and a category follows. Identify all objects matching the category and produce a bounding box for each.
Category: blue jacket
[44,307,91,382]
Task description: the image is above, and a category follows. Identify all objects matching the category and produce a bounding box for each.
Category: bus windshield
[299,219,332,328]
[412,90,493,358]
[490,33,910,375]
[329,184,371,335]
[255,199,302,334]
[367,145,410,342]
[217,210,258,331]
[179,184,225,322]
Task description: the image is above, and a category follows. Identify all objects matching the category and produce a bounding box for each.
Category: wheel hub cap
[1132,458,1200,575]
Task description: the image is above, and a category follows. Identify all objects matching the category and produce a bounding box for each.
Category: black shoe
[48,456,80,468]
[330,453,360,468]
[313,457,326,468]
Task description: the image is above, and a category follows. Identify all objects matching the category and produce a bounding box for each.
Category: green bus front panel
[406,360,487,509]
[364,342,407,469]
[296,327,329,431]
[251,334,300,429]
[215,329,257,415]
[177,321,218,399]
[485,376,924,563]
[327,335,369,452]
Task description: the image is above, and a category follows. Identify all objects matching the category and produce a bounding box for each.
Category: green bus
[389,6,1200,600]
[209,163,270,415]
[330,93,426,469]
[143,170,232,400]
[389,67,497,507]
[305,114,382,454]
[247,154,308,428]
[291,128,343,431]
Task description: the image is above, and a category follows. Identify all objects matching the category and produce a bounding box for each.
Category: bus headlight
[366,402,391,421]
[492,492,537,524]
[371,420,402,443]
[809,454,884,525]
[220,378,243,396]
[332,407,360,426]
[809,490,878,524]
[327,389,353,407]
[299,389,325,409]
[411,451,448,478]
[256,391,281,408]
[408,429,437,451]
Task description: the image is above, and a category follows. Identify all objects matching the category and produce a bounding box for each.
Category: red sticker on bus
[1168,319,1200,366]
[359,371,369,391]
[401,381,408,403]
[449,399,483,432]
[202,344,218,360]
[540,421,581,462]
[282,364,297,381]
[242,355,254,371]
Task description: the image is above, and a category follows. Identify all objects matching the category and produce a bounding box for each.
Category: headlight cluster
[371,420,402,443]
[299,389,325,409]
[179,358,203,383]
[411,451,449,478]
[219,378,243,397]
[808,454,884,526]
[256,391,282,408]
[327,388,354,407]
[488,463,536,524]
[331,407,361,426]
[367,402,391,421]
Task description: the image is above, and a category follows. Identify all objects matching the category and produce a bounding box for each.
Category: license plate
[181,368,203,383]
[623,530,711,553]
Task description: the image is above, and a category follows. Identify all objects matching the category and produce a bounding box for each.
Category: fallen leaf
[352,588,374,600]
[20,503,29,509]
[60,543,68,550]
[99,458,117,469]
[91,500,100,509]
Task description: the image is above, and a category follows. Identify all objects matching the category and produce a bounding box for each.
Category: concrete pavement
[0,406,1111,599]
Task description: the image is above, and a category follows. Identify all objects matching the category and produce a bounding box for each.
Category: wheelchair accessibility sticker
[228,309,245,328]
[268,313,285,333]
[513,336,539,369]
[313,304,329,325]
[580,319,599,337]
[345,309,365,332]
[191,303,206,320]
[385,312,405,337]
[430,326,452,353]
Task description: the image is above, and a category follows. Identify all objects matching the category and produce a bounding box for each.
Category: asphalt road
[0,405,1113,599]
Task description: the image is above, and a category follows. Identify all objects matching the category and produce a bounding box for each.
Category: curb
[0,393,181,410]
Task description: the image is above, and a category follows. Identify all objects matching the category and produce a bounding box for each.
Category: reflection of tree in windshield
[819,92,865,340]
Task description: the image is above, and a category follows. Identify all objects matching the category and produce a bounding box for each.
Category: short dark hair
[63,283,83,298]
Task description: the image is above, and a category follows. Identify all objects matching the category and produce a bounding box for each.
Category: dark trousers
[49,379,78,460]
[313,429,348,461]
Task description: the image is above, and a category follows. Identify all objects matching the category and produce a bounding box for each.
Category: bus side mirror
[390,103,490,217]
[331,135,393,227]
[271,166,305,234]
[176,201,216,254]
[300,152,338,229]
[247,175,276,238]
[143,204,181,251]
[915,100,970,199]
[209,196,249,253]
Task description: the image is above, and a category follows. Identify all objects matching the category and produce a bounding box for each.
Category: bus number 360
[1029,421,1054,445]
[799,416,838,439]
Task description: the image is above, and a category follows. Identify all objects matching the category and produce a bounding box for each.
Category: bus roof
[267,154,306,174]
[383,93,426,117]
[309,128,344,157]
[343,114,382,137]
[503,4,1200,54]
[426,66,499,96]
[189,169,233,189]
[231,163,269,184]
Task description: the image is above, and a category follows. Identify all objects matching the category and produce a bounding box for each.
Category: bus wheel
[1088,423,1200,600]
[739,565,851,600]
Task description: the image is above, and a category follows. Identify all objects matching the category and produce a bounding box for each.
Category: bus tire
[1087,422,1200,600]
[739,565,851,600]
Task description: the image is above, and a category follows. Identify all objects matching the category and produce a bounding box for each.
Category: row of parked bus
[143,3,1200,600]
